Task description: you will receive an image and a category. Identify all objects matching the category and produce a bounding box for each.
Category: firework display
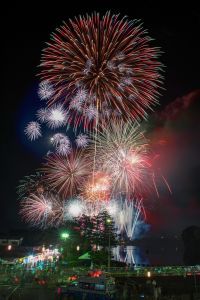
[19,11,167,242]
[42,151,92,198]
[24,121,42,141]
[107,198,145,239]
[63,197,105,221]
[20,193,63,228]
[45,104,68,129]
[38,80,54,100]
[91,121,151,197]
[75,134,89,148]
[82,172,111,202]
[17,172,49,200]
[39,12,163,129]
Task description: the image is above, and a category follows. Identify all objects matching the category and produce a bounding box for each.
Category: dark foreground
[0,275,199,300]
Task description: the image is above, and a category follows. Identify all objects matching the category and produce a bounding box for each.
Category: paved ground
[0,284,55,300]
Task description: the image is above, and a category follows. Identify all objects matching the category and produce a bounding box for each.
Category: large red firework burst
[40,12,163,129]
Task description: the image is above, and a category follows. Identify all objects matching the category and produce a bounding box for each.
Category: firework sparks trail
[107,198,145,240]
[24,121,42,141]
[150,154,172,197]
[40,12,163,129]
[161,175,172,194]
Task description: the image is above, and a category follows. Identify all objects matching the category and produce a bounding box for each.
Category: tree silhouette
[182,226,200,265]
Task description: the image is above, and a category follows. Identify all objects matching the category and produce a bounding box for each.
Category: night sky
[1,2,200,236]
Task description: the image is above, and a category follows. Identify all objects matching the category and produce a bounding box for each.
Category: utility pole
[193,267,197,293]
[107,218,111,272]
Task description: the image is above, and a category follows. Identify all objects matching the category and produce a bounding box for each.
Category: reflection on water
[113,245,149,265]
[113,238,184,266]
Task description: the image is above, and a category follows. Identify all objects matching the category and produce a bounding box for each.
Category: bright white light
[51,110,64,121]
[128,152,141,165]
[147,271,151,278]
[28,255,34,262]
[68,203,82,217]
[46,105,68,129]
[106,203,118,216]
[46,203,52,212]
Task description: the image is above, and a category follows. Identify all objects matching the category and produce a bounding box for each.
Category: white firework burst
[51,133,66,146]
[75,88,88,103]
[75,134,89,148]
[107,60,116,70]
[36,108,49,123]
[121,76,132,86]
[46,104,68,129]
[63,198,104,220]
[69,97,83,112]
[38,80,54,100]
[56,142,71,156]
[85,105,98,121]
[61,136,71,144]
[24,121,42,141]
[63,199,84,220]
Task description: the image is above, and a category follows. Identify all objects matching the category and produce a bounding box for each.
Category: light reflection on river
[113,245,149,266]
[113,240,184,266]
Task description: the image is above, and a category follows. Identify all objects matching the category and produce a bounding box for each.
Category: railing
[0,265,200,286]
